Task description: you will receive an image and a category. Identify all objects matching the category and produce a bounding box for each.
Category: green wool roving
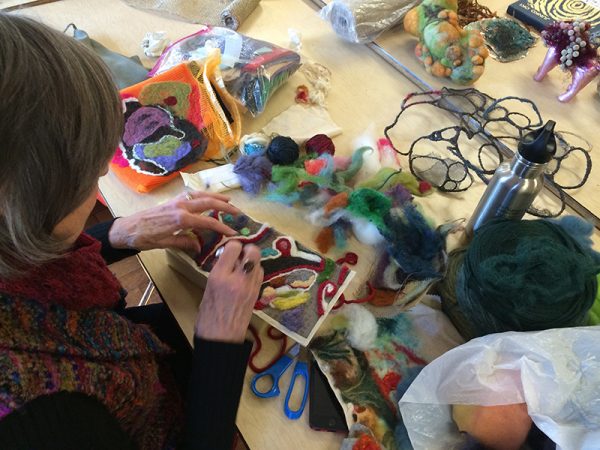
[357,167,421,194]
[440,218,599,339]
[346,188,392,232]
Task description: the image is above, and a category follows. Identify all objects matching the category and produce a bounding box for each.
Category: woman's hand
[195,241,263,343]
[108,191,239,253]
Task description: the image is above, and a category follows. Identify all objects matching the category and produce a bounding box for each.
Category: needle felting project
[169,212,354,346]
[311,301,464,450]
[111,51,241,193]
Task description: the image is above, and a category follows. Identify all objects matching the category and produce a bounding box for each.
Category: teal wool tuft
[442,219,599,339]
[382,203,444,280]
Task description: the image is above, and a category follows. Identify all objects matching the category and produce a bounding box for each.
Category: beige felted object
[123,0,260,29]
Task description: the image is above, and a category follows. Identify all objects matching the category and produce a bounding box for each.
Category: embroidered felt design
[117,99,207,176]
[139,81,191,117]
[191,212,354,346]
[110,56,240,193]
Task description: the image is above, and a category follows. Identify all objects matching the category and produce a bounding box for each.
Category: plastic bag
[399,327,600,450]
[149,26,301,116]
[320,0,420,44]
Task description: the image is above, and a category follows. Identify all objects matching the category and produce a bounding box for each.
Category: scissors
[250,343,309,420]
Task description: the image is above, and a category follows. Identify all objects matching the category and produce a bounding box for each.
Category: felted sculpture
[167,212,354,346]
[535,20,600,102]
[111,52,241,193]
[403,0,489,84]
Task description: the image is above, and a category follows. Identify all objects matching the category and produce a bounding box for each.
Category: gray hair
[0,13,123,279]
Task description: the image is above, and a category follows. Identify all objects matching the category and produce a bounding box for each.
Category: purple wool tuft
[233,154,273,195]
[280,305,305,332]
[386,184,413,206]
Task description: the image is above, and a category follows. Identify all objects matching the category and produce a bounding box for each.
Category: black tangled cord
[383,87,592,218]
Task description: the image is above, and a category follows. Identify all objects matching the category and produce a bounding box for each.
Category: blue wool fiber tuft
[382,203,443,280]
[264,191,301,205]
[316,153,335,177]
[551,215,600,264]
[266,135,300,165]
[233,154,273,194]
[333,223,348,249]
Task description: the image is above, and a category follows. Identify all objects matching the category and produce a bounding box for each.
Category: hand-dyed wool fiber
[440,218,599,339]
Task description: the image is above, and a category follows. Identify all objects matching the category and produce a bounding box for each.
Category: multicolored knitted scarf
[0,233,123,310]
[0,233,183,448]
[0,295,182,449]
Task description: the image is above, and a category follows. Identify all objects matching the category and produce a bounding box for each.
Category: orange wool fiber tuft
[316,227,335,253]
[324,192,349,216]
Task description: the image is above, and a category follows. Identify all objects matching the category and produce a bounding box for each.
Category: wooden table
[22,0,600,448]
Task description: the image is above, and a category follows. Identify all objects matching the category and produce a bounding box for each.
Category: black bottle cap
[518,120,557,164]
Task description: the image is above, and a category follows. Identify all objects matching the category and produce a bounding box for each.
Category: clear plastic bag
[149,26,301,116]
[399,327,600,450]
[320,0,419,44]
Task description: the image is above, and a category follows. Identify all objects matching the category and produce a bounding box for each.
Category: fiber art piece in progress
[383,87,593,217]
[311,303,463,450]
[190,212,354,346]
[111,53,240,193]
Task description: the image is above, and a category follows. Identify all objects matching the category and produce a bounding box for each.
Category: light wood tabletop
[21,0,600,448]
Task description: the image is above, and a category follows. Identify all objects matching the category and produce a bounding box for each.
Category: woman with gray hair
[0,12,261,450]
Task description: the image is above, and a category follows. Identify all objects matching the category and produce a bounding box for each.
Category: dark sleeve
[86,219,139,265]
[0,392,135,450]
[183,337,252,450]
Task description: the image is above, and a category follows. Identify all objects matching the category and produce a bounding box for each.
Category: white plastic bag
[399,327,600,450]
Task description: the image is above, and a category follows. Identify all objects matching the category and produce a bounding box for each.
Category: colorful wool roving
[233,139,445,309]
[190,212,355,346]
[311,302,464,450]
[111,52,240,193]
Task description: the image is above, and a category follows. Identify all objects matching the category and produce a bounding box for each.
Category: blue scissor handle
[250,354,294,398]
[283,360,309,420]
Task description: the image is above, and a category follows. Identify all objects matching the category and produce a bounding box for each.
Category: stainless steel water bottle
[465,120,557,236]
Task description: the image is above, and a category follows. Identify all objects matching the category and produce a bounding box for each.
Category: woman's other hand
[194,241,263,343]
[108,191,239,253]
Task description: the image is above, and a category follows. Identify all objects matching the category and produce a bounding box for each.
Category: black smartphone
[309,359,348,433]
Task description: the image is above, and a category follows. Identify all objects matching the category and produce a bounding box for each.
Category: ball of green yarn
[441,219,598,338]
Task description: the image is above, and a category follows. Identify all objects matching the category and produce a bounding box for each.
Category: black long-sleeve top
[0,220,252,449]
